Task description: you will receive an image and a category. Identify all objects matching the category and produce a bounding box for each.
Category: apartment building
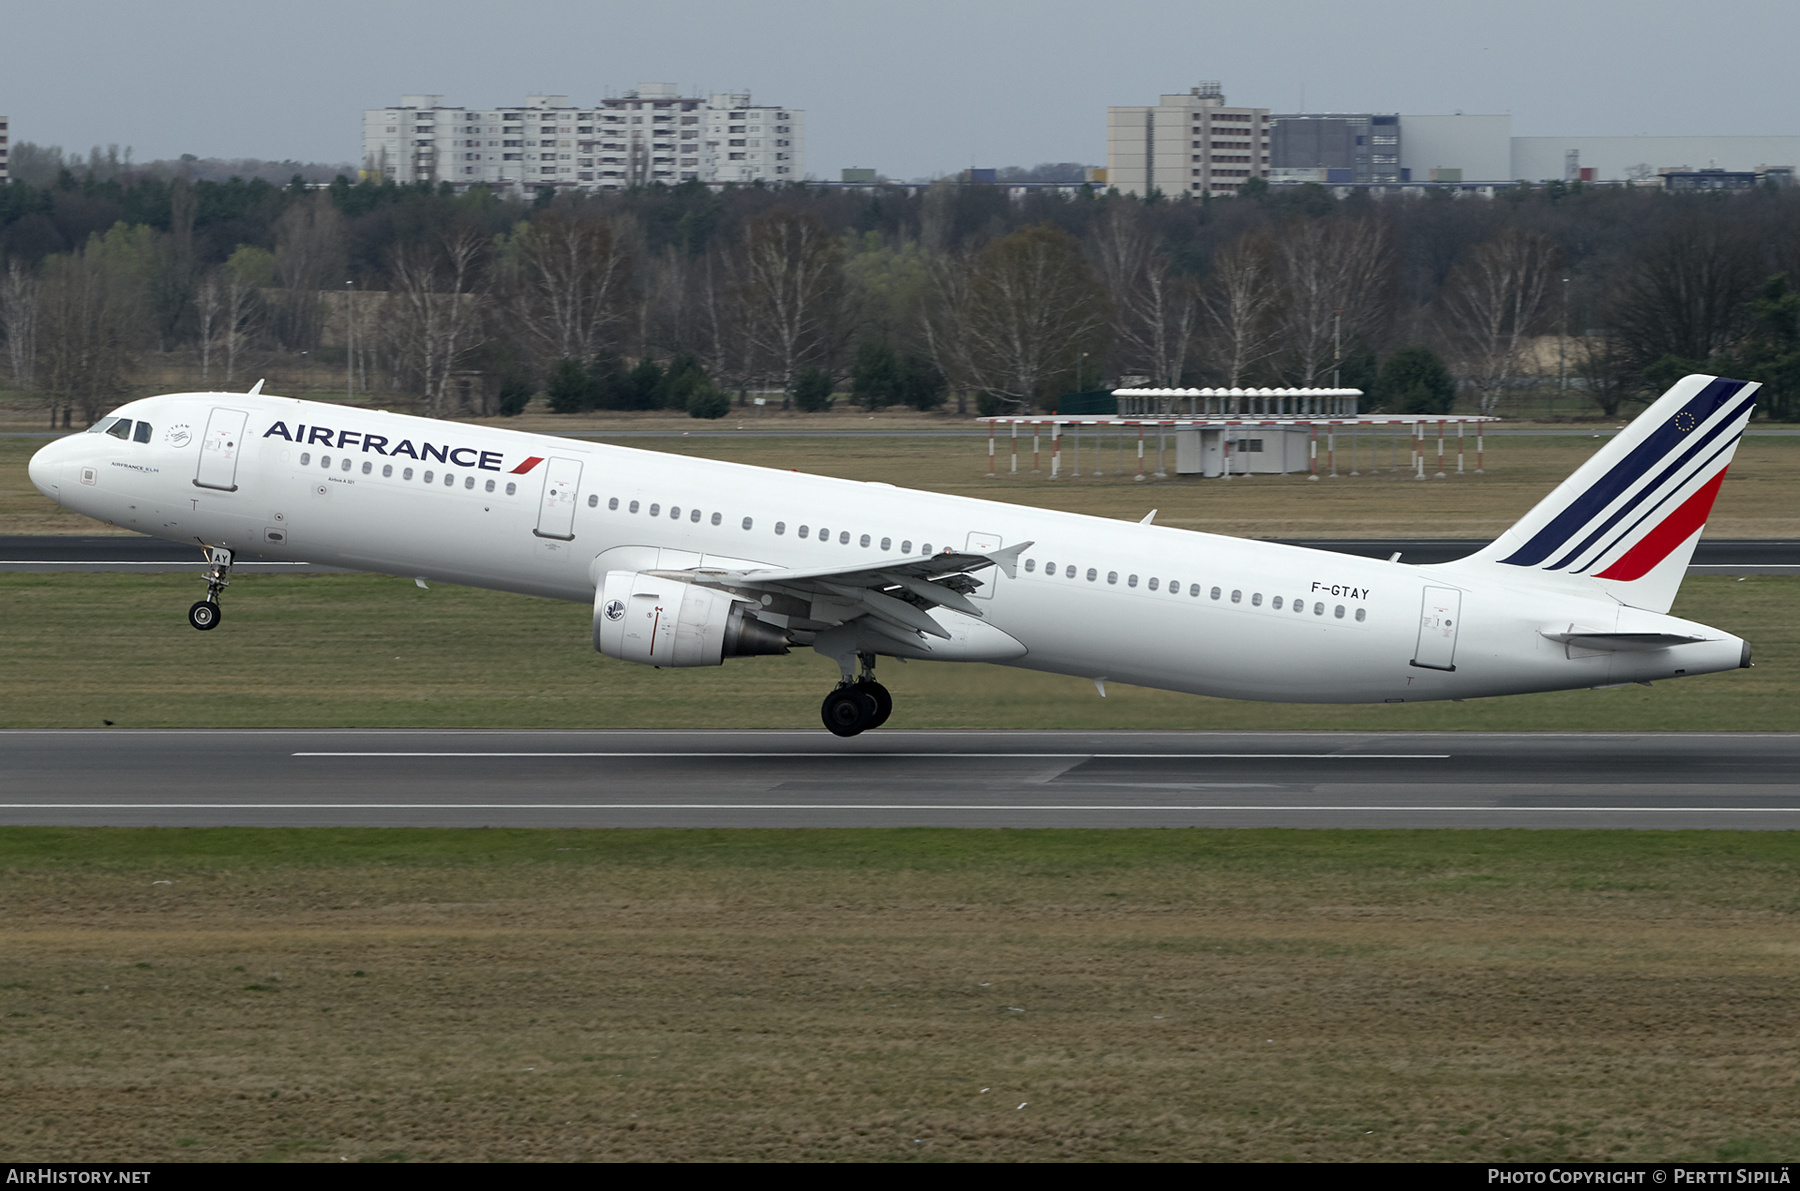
[1106,83,1269,197]
[362,85,804,192]
[0,116,9,184]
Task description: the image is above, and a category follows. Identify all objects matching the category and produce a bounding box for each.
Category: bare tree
[221,273,262,386]
[193,272,221,384]
[509,212,633,366]
[36,251,145,426]
[1607,214,1762,381]
[1441,229,1562,413]
[272,193,345,350]
[1,260,39,398]
[1273,217,1394,386]
[1200,232,1282,387]
[930,223,1108,412]
[733,208,846,395]
[1090,206,1199,386]
[387,229,488,416]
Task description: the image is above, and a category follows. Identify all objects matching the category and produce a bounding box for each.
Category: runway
[3,729,1798,829]
[4,535,1797,574]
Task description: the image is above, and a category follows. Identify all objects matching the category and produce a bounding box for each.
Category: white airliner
[27,374,1755,735]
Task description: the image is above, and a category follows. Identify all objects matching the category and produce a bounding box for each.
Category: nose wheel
[189,546,233,631]
[820,653,893,737]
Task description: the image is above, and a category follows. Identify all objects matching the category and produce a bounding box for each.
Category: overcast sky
[7,0,1798,180]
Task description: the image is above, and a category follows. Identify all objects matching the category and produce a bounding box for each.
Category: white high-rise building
[362,85,805,193]
[1106,83,1269,198]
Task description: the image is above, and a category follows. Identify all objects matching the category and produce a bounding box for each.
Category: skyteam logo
[1499,377,1757,581]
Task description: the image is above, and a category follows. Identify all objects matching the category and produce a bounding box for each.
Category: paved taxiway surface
[3,730,1798,829]
[5,536,1797,573]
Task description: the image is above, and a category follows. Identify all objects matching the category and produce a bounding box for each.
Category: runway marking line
[289,752,1453,760]
[3,803,1797,813]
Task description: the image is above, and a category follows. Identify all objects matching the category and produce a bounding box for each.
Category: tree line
[4,163,1800,426]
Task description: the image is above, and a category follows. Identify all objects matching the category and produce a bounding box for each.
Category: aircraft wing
[673,541,1032,642]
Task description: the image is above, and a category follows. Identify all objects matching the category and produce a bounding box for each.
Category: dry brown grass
[3,830,1798,1162]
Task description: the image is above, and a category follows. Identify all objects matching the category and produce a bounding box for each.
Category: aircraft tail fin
[1451,374,1758,614]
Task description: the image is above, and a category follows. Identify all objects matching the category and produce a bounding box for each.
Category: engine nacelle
[594,570,789,667]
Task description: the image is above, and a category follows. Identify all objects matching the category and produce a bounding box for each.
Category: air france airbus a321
[27,373,1756,736]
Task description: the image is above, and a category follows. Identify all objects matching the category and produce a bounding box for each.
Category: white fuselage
[28,392,1748,704]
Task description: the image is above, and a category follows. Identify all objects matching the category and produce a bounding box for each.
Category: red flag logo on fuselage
[511,456,544,474]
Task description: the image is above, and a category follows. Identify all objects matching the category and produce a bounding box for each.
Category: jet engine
[594,570,789,667]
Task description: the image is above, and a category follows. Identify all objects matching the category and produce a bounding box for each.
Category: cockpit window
[133,421,153,444]
[105,419,132,440]
[88,416,122,435]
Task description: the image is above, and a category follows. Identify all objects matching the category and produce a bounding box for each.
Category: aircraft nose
[28,438,65,505]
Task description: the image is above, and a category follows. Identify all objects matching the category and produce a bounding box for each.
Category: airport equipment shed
[977,388,1499,480]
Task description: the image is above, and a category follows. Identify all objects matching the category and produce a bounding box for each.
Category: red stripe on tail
[1596,468,1729,581]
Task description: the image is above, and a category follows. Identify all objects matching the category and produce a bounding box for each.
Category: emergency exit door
[1412,586,1462,671]
[532,457,584,540]
[194,408,248,492]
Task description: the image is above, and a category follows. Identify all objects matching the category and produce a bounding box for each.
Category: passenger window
[588,494,599,507]
[1355,608,1367,622]
[900,540,912,554]
[1189,584,1200,597]
[742,517,753,530]
[858,534,869,547]
[649,503,660,516]
[1128,575,1138,588]
[1334,605,1345,619]
[1272,596,1283,609]
[382,464,392,478]
[486,479,496,493]
[1314,602,1325,615]
[505,482,516,496]
[798,525,809,538]
[818,526,829,541]
[774,521,786,535]
[423,470,435,483]
[464,476,474,489]
[840,531,850,545]
[404,467,415,481]
[880,537,891,551]
[362,461,372,475]
[711,512,722,526]
[1294,598,1305,613]
[921,543,932,554]
[344,458,353,472]
[1251,592,1262,606]
[669,506,680,519]
[629,500,639,513]
[300,452,312,466]
[1210,587,1221,600]
[608,497,618,509]
[444,473,455,486]
[691,508,702,523]
[1146,577,1157,590]
[322,455,332,468]
[133,421,153,443]
[1107,571,1118,585]
[1086,568,1097,582]
[1025,559,1036,573]
[106,420,132,440]
[1231,590,1242,604]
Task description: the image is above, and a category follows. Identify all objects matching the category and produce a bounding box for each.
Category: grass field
[8,430,1800,539]
[0,572,1792,731]
[2,828,1798,1162]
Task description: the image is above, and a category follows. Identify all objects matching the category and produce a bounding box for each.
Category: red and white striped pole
[1136,426,1145,480]
[1011,421,1018,474]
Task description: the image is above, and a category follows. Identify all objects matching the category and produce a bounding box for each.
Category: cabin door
[194,408,248,492]
[1412,586,1462,671]
[532,457,584,540]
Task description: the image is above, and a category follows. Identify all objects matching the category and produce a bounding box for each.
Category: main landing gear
[188,546,233,631]
[820,652,893,738]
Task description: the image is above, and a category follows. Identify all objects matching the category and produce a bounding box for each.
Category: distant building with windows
[361,85,804,193]
[0,115,9,184]
[1269,114,1401,184]
[1106,83,1270,197]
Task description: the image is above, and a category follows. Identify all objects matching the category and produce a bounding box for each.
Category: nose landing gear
[188,546,233,631]
[820,652,893,738]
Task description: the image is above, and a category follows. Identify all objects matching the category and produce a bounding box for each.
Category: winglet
[249,379,266,396]
[986,540,1033,579]
[1139,510,1157,525]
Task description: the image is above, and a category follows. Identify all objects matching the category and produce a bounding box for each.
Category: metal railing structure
[977,389,1500,482]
